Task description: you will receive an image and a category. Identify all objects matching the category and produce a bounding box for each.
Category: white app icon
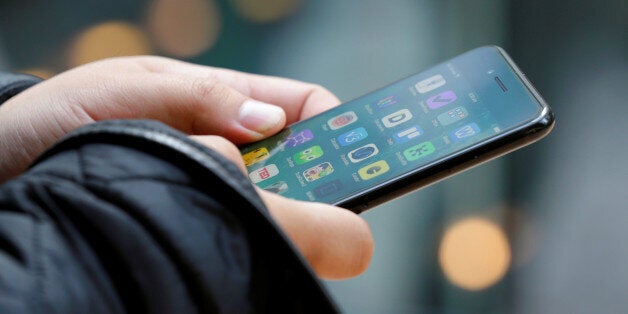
[327,111,358,130]
[415,74,446,94]
[348,144,379,163]
[249,164,279,183]
[397,127,421,139]
[454,125,478,139]
[382,109,413,128]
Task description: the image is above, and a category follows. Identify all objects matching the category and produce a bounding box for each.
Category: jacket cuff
[34,119,265,212]
[0,72,43,105]
[29,119,337,311]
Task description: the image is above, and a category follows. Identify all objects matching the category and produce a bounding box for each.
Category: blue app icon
[449,123,480,142]
[393,125,423,144]
[338,127,368,146]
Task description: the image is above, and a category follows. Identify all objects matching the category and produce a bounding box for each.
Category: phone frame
[240,46,555,213]
[333,46,555,213]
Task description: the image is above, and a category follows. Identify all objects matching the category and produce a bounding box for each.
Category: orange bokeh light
[439,217,512,291]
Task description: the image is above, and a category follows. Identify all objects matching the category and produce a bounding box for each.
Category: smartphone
[239,46,554,213]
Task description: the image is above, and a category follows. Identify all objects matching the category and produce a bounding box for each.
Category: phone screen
[240,46,544,206]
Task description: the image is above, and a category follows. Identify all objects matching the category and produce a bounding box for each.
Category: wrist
[0,72,44,182]
[0,72,43,104]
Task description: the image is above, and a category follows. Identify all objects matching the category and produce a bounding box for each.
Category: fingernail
[238,100,284,134]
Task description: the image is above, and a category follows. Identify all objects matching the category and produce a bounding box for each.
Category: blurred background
[1,0,626,313]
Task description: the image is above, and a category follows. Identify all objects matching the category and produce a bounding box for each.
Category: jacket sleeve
[0,120,338,313]
[0,71,42,104]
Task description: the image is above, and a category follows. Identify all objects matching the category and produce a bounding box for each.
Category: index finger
[135,57,341,124]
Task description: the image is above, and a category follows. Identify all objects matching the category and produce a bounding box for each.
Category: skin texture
[0,56,373,279]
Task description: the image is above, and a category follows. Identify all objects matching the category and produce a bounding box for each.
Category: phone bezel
[239,46,555,213]
[334,46,554,213]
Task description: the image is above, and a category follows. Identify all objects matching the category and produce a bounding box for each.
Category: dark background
[1,0,626,312]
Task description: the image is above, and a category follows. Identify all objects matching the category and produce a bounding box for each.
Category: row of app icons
[244,73,458,167]
[246,119,480,198]
[248,139,441,198]
[373,74,454,110]
[243,122,480,168]
[243,73,476,200]
[250,124,480,199]
[243,102,471,168]
[249,139,438,184]
[331,92,461,131]
[374,88,458,111]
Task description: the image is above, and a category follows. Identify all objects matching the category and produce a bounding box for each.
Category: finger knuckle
[309,83,330,94]
[190,77,225,106]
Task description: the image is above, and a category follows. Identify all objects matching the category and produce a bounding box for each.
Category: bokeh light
[231,0,300,23]
[68,21,153,67]
[146,0,221,58]
[439,217,511,291]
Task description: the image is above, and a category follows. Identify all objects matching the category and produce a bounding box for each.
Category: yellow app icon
[242,147,270,166]
[358,160,390,180]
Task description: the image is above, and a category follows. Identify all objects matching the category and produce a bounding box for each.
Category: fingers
[131,56,342,123]
[191,134,373,279]
[67,56,341,144]
[258,189,374,279]
[162,75,288,143]
[0,55,340,181]
[69,72,286,144]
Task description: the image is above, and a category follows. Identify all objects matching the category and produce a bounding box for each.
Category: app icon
[338,127,368,146]
[328,111,358,130]
[437,106,468,126]
[348,143,379,163]
[358,160,390,180]
[426,90,458,109]
[403,142,436,161]
[313,180,344,198]
[373,95,398,109]
[303,162,334,182]
[382,109,413,128]
[283,129,314,148]
[293,145,324,165]
[262,181,289,195]
[242,147,269,167]
[249,164,279,183]
[450,123,480,141]
[415,74,446,93]
[393,125,423,143]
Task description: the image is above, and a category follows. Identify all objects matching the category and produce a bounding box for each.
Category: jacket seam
[31,209,45,313]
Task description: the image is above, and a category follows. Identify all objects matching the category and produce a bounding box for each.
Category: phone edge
[337,46,555,213]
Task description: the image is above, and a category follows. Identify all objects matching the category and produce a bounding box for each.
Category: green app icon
[403,142,435,161]
[293,145,324,165]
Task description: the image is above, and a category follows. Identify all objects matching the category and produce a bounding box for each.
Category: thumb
[0,60,287,182]
[76,73,287,144]
[178,76,287,143]
[258,189,374,279]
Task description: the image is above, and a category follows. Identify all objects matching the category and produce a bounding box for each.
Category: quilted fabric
[0,70,337,313]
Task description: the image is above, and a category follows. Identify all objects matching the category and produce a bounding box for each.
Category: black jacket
[0,72,337,313]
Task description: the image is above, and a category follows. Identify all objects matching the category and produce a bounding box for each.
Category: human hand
[194,135,373,279]
[0,56,373,278]
[0,56,331,181]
